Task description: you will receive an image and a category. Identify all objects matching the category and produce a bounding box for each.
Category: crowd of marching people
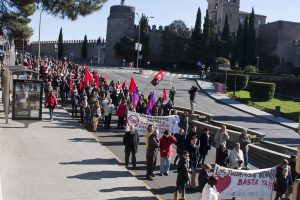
[21,55,299,200]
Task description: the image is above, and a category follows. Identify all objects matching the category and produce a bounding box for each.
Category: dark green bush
[213,74,249,91]
[249,81,276,101]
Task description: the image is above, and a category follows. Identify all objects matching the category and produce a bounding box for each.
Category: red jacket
[116,103,127,117]
[159,135,177,158]
[45,94,57,108]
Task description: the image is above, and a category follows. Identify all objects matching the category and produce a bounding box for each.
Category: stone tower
[105,5,135,66]
[207,0,240,36]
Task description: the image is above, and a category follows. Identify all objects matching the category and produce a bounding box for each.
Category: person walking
[91,101,101,132]
[116,100,127,129]
[169,86,176,104]
[144,124,154,149]
[103,99,115,128]
[201,176,219,200]
[171,110,180,135]
[274,159,293,200]
[239,129,251,169]
[159,130,177,176]
[199,128,211,166]
[178,111,189,135]
[174,150,190,200]
[123,126,139,168]
[174,128,186,166]
[228,143,244,169]
[198,164,212,198]
[45,90,57,120]
[186,137,200,189]
[188,85,198,114]
[70,85,79,117]
[146,130,160,180]
[214,125,229,163]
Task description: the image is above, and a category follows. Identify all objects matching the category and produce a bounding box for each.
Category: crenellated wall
[28,39,106,64]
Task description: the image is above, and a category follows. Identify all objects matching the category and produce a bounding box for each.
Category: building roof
[239,11,267,18]
[265,20,300,26]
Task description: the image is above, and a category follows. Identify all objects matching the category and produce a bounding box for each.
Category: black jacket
[199,133,211,156]
[123,131,139,153]
[198,168,209,192]
[188,86,198,101]
[176,158,190,186]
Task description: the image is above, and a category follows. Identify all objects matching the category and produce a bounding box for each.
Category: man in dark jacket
[175,150,190,200]
[187,137,200,189]
[239,129,251,169]
[123,126,139,168]
[188,85,198,114]
[199,128,211,165]
[146,130,160,180]
[185,126,200,148]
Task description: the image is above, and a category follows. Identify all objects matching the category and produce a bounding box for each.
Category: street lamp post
[233,62,238,96]
[256,56,260,72]
[37,8,45,79]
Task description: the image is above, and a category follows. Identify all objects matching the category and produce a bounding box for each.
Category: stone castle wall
[259,21,300,68]
[29,40,105,63]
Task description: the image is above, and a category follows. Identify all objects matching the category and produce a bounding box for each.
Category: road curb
[195,80,298,132]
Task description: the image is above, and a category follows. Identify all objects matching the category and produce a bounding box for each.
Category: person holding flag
[146,91,156,115]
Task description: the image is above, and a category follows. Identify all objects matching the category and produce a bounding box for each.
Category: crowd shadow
[68,138,98,143]
[100,186,147,193]
[151,186,176,195]
[67,170,132,180]
[60,158,117,165]
[100,141,124,146]
[107,197,158,200]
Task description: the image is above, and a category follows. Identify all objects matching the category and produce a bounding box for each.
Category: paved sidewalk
[197,80,299,130]
[0,98,157,200]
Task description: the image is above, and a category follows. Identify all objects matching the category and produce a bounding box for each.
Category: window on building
[257,19,262,25]
[240,18,244,24]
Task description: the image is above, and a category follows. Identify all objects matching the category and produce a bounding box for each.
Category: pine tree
[58,28,63,59]
[81,35,88,59]
[221,14,230,42]
[203,10,212,45]
[235,23,244,66]
[191,7,202,41]
[243,16,249,67]
[248,8,256,65]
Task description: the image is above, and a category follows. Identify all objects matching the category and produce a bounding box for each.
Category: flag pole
[141,82,152,94]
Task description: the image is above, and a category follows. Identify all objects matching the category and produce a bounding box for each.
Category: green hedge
[249,81,276,101]
[213,74,249,91]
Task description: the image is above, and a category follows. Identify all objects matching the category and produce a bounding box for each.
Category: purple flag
[132,89,140,108]
[146,91,156,115]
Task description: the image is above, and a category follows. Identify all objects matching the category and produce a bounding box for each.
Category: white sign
[126,111,176,134]
[213,164,276,200]
[135,43,142,51]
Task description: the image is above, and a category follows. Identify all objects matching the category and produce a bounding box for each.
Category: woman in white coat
[201,176,219,200]
[228,143,244,169]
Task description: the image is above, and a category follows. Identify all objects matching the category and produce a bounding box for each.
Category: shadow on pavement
[100,141,124,146]
[67,170,132,180]
[68,138,98,142]
[59,158,117,165]
[100,186,147,192]
[107,197,158,200]
[151,186,176,195]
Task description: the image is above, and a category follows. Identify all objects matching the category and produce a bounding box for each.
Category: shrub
[244,65,257,73]
[249,81,276,101]
[213,74,249,91]
[216,57,230,65]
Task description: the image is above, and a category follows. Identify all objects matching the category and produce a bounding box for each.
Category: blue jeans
[160,157,171,173]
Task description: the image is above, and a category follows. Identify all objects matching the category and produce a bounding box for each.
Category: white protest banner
[213,164,276,200]
[126,111,176,134]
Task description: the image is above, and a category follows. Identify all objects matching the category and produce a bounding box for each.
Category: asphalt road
[98,68,300,147]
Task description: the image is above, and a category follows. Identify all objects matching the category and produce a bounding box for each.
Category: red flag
[162,88,167,101]
[94,73,99,89]
[103,73,107,82]
[122,80,126,90]
[151,69,164,86]
[79,80,83,90]
[116,80,122,93]
[129,77,136,95]
[69,79,73,89]
[84,68,92,86]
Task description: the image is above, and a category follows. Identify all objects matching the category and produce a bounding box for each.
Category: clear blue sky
[28,0,300,42]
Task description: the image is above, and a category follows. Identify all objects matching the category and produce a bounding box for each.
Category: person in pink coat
[159,129,177,176]
[44,90,57,120]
